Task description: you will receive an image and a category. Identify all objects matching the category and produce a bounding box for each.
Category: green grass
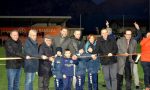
[0,46,145,90]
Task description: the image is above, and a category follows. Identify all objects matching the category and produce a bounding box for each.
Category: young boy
[51,47,63,90]
[62,49,78,90]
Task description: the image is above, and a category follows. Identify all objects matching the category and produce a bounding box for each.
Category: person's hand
[79,49,84,54]
[88,48,93,53]
[41,55,48,60]
[108,53,113,57]
[130,59,135,63]
[63,75,66,79]
[134,22,140,30]
[72,55,78,60]
[26,56,31,59]
[106,20,109,28]
[91,54,97,60]
[124,53,129,56]
[53,75,56,78]
[49,56,55,62]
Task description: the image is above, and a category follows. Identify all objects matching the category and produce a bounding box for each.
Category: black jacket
[5,38,23,69]
[38,42,54,76]
[69,37,85,54]
[96,36,118,65]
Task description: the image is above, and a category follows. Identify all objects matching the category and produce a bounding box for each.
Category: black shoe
[136,86,140,89]
[102,84,106,87]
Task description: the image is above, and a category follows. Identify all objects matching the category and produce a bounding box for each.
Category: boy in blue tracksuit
[75,54,87,90]
[62,49,78,90]
[52,47,63,90]
[85,36,100,90]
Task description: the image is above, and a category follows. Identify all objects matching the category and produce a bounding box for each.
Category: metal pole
[123,15,125,30]
[80,14,82,29]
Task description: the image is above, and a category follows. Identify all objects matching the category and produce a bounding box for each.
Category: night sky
[0,0,149,33]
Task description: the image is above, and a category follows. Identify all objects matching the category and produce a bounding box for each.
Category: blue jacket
[84,41,100,74]
[75,54,87,76]
[62,58,77,76]
[24,38,39,73]
[51,56,63,79]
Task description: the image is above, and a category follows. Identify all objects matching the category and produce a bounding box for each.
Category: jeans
[7,68,21,90]
[102,63,117,90]
[25,72,35,90]
[141,62,150,88]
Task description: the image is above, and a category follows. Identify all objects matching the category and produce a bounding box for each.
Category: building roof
[0,16,71,27]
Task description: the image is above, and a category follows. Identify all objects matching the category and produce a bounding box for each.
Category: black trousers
[38,75,50,90]
[124,60,132,90]
[117,59,132,90]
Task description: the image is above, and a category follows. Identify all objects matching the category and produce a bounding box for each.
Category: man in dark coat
[96,28,118,90]
[5,30,24,90]
[53,27,71,54]
[38,35,55,90]
[68,30,85,90]
[24,30,39,90]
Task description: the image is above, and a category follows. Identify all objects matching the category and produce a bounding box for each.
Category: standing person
[38,35,55,90]
[5,30,24,90]
[85,34,100,90]
[132,22,142,89]
[117,29,137,90]
[140,32,150,90]
[62,49,78,90]
[68,30,85,90]
[106,20,116,40]
[96,29,118,90]
[69,30,85,54]
[24,29,39,90]
[53,27,71,54]
[52,47,64,90]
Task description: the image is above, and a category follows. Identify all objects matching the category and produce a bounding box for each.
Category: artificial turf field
[0,46,145,90]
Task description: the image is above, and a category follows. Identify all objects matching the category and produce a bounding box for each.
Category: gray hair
[28,29,37,37]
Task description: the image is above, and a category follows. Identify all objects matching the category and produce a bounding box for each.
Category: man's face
[10,31,19,41]
[146,32,150,38]
[124,31,132,40]
[60,28,68,38]
[29,32,37,41]
[44,38,52,46]
[106,28,112,35]
[64,51,71,58]
[74,31,81,40]
[101,29,108,39]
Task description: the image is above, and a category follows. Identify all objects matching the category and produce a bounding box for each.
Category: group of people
[4,21,150,90]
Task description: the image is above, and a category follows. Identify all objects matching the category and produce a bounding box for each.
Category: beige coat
[117,37,137,74]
